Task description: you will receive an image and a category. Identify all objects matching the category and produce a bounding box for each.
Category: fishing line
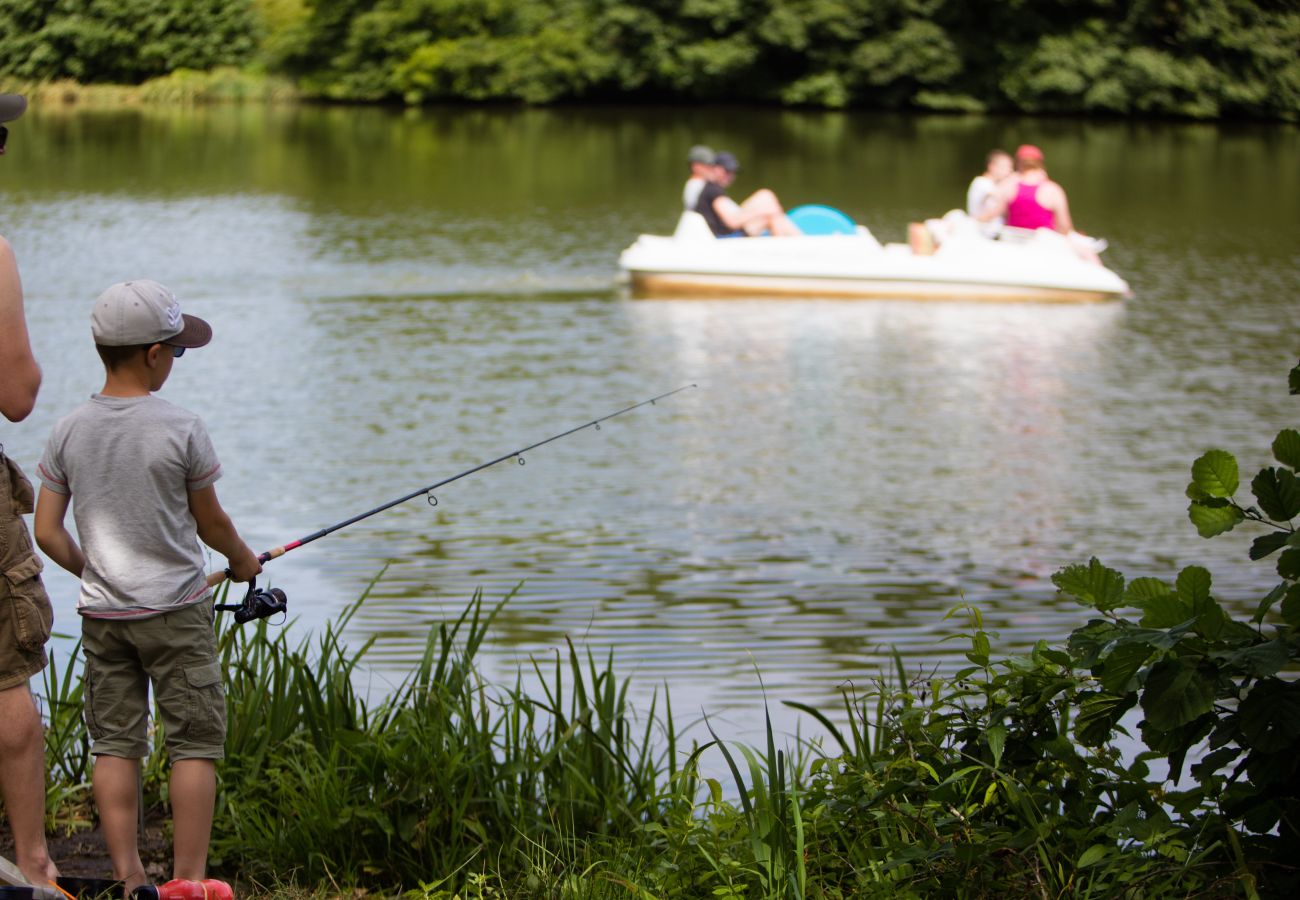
[211,384,697,618]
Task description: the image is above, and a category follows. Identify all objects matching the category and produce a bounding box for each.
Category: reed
[23,585,1242,898]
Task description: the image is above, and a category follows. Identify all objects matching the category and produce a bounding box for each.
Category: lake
[2,103,1296,748]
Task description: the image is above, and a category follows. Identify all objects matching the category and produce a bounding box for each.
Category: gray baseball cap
[687,144,716,165]
[714,151,740,172]
[91,280,212,348]
[0,94,25,123]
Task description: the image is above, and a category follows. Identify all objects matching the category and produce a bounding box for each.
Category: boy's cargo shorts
[81,598,226,760]
[0,452,54,692]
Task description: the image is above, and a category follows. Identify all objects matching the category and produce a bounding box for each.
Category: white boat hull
[619,214,1130,303]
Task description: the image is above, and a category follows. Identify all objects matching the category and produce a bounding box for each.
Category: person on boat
[682,145,716,212]
[967,149,1013,224]
[981,145,1101,264]
[0,91,61,892]
[694,151,801,237]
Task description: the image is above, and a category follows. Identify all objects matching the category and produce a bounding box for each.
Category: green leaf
[1175,566,1211,607]
[1098,642,1153,693]
[1239,680,1300,753]
[967,630,991,666]
[986,724,1006,768]
[1188,499,1244,538]
[1218,640,1289,678]
[1282,584,1300,628]
[1289,360,1300,395]
[1191,450,1239,498]
[1140,594,1192,629]
[1125,577,1172,606]
[1278,547,1300,581]
[1052,558,1125,611]
[1192,593,1228,641]
[1274,428,1300,469]
[1076,691,1135,747]
[1252,582,1289,623]
[1141,659,1215,731]
[1252,468,1300,522]
[1077,844,1109,868]
[1250,532,1291,561]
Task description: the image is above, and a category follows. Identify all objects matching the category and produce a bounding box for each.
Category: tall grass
[26,587,1240,897]
[10,69,297,109]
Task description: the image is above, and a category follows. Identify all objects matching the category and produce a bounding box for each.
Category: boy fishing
[33,280,260,894]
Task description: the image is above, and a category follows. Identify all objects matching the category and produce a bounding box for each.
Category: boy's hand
[226,546,262,583]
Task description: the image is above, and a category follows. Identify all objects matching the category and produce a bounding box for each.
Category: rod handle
[203,545,286,589]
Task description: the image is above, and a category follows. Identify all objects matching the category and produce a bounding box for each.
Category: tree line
[1,0,1296,120]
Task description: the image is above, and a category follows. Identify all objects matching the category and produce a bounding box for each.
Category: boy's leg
[170,759,215,881]
[81,617,151,891]
[0,683,58,885]
[92,755,146,890]
[141,600,224,883]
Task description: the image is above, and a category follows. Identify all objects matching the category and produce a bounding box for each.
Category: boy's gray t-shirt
[38,394,223,618]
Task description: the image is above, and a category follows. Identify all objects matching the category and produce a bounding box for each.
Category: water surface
[2,105,1296,746]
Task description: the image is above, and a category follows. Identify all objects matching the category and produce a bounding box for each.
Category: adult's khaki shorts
[1,453,54,692]
[82,599,225,760]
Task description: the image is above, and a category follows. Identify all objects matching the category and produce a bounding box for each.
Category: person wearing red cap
[0,91,62,893]
[982,144,1100,264]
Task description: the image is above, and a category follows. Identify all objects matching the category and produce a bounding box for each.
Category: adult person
[967,149,1013,224]
[682,145,715,212]
[0,91,60,891]
[981,145,1100,264]
[693,151,801,237]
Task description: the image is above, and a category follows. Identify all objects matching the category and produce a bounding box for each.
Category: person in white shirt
[967,149,1013,225]
[682,145,716,211]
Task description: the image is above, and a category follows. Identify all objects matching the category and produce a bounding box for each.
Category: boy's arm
[188,485,262,582]
[0,237,42,422]
[34,486,85,577]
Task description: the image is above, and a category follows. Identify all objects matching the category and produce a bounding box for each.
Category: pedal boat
[618,212,1131,303]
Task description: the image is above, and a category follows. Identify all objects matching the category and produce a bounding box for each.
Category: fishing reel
[215,575,288,624]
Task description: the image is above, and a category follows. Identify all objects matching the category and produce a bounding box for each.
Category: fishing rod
[210,384,697,620]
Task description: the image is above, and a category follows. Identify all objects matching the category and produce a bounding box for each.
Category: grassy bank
[25,582,1273,898]
[8,69,298,109]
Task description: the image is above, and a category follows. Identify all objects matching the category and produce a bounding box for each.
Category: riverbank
[20,551,1296,898]
[6,70,298,109]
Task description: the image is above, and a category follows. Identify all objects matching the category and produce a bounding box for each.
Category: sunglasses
[0,126,7,153]
[164,344,185,358]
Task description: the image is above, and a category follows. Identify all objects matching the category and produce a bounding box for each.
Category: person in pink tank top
[1007,179,1058,230]
[981,144,1101,264]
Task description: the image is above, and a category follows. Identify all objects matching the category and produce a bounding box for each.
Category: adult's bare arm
[0,237,41,422]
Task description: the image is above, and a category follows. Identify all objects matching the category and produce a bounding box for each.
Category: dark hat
[714,151,740,172]
[687,144,716,165]
[0,94,26,123]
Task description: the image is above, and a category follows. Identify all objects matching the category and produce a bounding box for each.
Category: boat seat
[672,212,715,240]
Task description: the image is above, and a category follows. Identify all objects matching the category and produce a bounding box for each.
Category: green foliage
[3,0,1296,118]
[0,0,259,84]
[1054,358,1300,897]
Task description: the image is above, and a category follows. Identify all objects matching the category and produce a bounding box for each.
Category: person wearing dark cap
[694,151,801,237]
[0,91,62,893]
[683,145,716,212]
[33,280,260,894]
[982,145,1100,264]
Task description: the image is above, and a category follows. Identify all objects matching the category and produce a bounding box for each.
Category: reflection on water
[1,105,1295,746]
